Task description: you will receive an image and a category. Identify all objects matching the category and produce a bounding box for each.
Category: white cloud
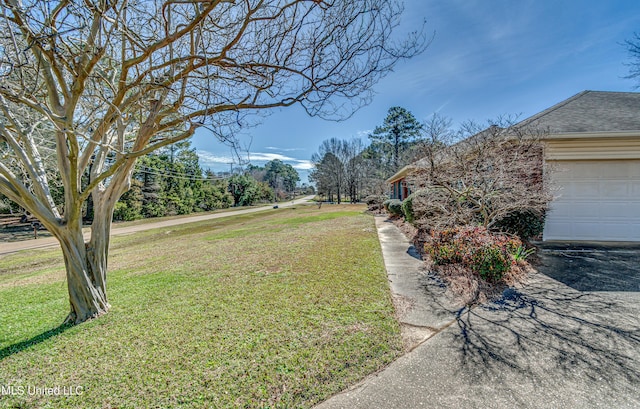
[264,146,306,152]
[248,152,296,162]
[197,151,235,164]
[356,129,373,138]
[198,150,297,165]
[292,160,314,170]
[250,152,314,170]
[197,149,314,171]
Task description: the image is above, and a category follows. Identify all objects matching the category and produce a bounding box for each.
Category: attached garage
[511,90,640,242]
[543,159,640,241]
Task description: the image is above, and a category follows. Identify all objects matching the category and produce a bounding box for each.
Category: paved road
[0,196,315,256]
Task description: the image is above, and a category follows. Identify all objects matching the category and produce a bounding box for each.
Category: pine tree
[370,107,423,173]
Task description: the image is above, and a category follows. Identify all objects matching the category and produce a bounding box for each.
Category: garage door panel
[543,222,571,239]
[572,182,600,198]
[544,160,640,241]
[562,162,598,178]
[602,202,637,218]
[601,162,631,178]
[567,222,635,241]
[601,182,628,196]
[571,203,599,218]
[572,223,596,239]
[603,224,637,240]
[546,202,571,217]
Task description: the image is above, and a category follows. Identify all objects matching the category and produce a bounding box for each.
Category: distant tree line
[1,141,306,221]
[247,159,301,202]
[114,150,307,219]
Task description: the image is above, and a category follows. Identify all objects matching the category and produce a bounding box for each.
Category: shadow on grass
[0,323,73,361]
[453,274,640,396]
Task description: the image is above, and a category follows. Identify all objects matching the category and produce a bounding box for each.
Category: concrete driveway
[318,228,640,408]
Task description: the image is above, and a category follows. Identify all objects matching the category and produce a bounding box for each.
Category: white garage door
[544,160,640,241]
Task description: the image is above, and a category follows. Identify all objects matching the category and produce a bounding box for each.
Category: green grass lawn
[0,205,401,408]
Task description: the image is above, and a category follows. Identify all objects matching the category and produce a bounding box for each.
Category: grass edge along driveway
[0,204,402,409]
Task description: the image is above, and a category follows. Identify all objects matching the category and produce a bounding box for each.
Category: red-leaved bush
[425,225,522,282]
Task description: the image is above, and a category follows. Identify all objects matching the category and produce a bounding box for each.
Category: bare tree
[343,138,365,203]
[0,0,427,323]
[311,137,365,203]
[624,32,640,87]
[310,151,340,202]
[404,112,453,165]
[311,138,345,202]
[409,118,552,234]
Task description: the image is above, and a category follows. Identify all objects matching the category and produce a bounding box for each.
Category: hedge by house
[383,199,403,217]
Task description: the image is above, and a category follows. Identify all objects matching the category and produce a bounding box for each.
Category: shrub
[425,225,522,283]
[401,189,429,225]
[384,199,403,217]
[512,245,536,262]
[493,210,545,241]
[401,196,415,224]
[365,195,385,205]
[470,245,511,282]
[113,201,142,221]
[364,195,387,212]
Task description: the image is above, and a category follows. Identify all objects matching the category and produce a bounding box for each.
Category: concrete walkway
[0,196,315,256]
[316,216,640,409]
[373,217,462,347]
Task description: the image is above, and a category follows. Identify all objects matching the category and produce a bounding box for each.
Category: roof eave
[542,130,640,140]
[386,165,416,184]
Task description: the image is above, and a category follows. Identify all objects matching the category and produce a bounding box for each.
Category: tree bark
[58,198,114,324]
[59,230,109,324]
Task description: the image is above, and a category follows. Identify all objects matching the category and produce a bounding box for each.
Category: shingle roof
[518,90,640,133]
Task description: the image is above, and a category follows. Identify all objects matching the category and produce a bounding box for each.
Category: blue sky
[191,0,640,182]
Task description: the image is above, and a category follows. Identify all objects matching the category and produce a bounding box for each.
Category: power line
[134,164,226,181]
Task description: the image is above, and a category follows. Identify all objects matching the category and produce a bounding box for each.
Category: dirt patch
[399,323,434,352]
[391,293,415,320]
[0,270,65,289]
[432,259,532,306]
[392,218,417,240]
[390,293,435,351]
